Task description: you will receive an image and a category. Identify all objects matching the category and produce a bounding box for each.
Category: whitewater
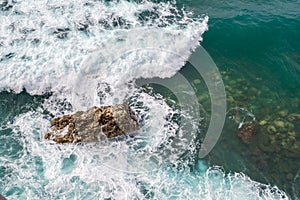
[0,0,288,199]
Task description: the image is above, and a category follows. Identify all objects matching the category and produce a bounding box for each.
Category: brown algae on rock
[238,122,258,144]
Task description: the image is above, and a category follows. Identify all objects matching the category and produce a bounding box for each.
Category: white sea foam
[0,111,287,199]
[0,0,289,199]
[0,0,207,97]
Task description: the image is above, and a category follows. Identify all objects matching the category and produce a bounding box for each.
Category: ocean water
[0,0,299,199]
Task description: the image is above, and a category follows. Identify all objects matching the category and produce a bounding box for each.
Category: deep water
[0,0,300,199]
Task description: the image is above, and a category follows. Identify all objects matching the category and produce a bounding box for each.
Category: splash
[0,0,207,96]
[0,0,288,199]
[0,111,288,199]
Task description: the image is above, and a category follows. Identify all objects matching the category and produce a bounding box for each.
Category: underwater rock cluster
[45,103,140,143]
[258,113,300,158]
[217,70,300,195]
[220,71,300,157]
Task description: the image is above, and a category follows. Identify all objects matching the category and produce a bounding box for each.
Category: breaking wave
[0,0,288,199]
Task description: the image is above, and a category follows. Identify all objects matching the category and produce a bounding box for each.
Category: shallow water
[0,0,299,199]
[194,0,300,198]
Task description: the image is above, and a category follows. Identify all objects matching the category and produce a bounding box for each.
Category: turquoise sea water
[0,0,299,199]
[192,1,300,198]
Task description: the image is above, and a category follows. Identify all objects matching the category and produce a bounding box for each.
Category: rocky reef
[45,103,140,143]
[202,69,300,197]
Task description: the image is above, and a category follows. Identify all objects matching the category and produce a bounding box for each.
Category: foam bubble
[0,111,287,199]
[0,0,207,97]
[0,0,289,199]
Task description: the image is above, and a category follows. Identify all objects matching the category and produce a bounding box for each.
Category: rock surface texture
[238,122,258,144]
[45,103,139,143]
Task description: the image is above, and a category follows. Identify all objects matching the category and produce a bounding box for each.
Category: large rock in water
[44,103,139,143]
[0,194,7,200]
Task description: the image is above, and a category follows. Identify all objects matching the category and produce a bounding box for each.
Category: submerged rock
[258,120,268,126]
[274,120,285,129]
[285,122,295,131]
[45,103,140,143]
[278,109,288,117]
[238,122,258,144]
[288,113,300,122]
[266,125,277,134]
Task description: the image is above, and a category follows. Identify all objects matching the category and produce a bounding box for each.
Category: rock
[266,125,277,134]
[286,136,296,144]
[193,79,201,84]
[0,194,7,200]
[45,103,140,143]
[274,120,285,129]
[288,113,300,122]
[285,122,294,131]
[288,131,297,137]
[259,120,267,126]
[278,109,288,117]
[281,141,288,149]
[238,122,258,144]
[274,132,283,140]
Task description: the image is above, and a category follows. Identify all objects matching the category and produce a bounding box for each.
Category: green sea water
[187,0,300,198]
[0,0,299,199]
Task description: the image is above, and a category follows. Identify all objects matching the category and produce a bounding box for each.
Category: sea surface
[0,0,299,199]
